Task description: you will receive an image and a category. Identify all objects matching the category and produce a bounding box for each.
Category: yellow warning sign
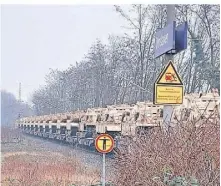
[154,61,184,105]
[154,85,183,105]
[95,134,114,153]
[156,61,183,85]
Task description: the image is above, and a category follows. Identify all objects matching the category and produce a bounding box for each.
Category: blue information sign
[155,21,188,58]
[175,22,188,53]
[155,21,176,58]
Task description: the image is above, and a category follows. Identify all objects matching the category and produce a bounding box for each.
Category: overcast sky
[1,5,128,103]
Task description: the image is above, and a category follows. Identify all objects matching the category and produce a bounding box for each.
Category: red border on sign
[95,134,114,154]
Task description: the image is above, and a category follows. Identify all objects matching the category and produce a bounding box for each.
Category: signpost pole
[154,5,186,131]
[163,5,175,132]
[102,153,106,186]
[95,134,114,186]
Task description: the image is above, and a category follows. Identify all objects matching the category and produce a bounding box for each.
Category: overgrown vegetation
[1,152,100,186]
[1,128,102,186]
[113,110,220,186]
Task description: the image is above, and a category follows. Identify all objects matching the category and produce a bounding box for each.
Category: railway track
[22,132,115,159]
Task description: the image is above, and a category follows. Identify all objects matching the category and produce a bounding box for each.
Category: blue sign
[155,21,176,58]
[175,22,188,53]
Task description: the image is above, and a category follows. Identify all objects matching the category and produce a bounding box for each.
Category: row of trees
[32,5,220,115]
[1,90,33,126]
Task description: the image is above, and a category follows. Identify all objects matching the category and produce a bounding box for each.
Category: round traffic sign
[95,134,114,153]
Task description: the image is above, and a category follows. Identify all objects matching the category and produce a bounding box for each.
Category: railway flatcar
[16,92,220,151]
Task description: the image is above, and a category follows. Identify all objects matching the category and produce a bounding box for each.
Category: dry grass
[1,127,101,186]
[1,151,100,186]
[113,112,220,186]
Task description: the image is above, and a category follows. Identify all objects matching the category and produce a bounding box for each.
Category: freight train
[16,92,220,150]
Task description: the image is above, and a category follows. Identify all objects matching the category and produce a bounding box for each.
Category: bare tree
[31,4,220,115]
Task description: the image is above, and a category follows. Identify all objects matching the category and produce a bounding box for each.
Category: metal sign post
[102,153,106,186]
[95,134,114,186]
[154,5,187,132]
[163,5,175,132]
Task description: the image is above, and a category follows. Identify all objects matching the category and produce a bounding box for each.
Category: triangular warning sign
[155,61,183,85]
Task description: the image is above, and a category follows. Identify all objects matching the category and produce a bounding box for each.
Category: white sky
[1,5,128,103]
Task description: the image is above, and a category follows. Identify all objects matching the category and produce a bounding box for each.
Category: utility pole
[163,5,175,132]
[59,76,65,113]
[18,82,21,129]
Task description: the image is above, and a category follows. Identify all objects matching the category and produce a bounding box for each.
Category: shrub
[113,110,220,186]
